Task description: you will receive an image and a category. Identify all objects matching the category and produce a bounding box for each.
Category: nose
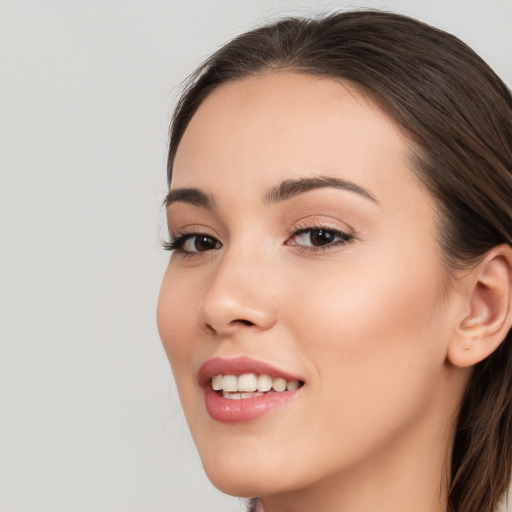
[197,248,277,336]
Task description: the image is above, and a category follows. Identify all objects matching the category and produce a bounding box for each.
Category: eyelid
[163,219,355,255]
[285,221,355,252]
[162,225,222,251]
[287,219,354,237]
[168,223,220,241]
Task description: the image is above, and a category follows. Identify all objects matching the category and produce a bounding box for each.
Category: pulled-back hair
[167,10,512,512]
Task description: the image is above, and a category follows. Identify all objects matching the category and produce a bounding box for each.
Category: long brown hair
[166,10,512,512]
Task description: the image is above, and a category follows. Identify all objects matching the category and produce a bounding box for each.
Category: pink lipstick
[198,357,304,423]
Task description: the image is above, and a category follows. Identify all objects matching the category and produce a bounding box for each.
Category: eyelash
[161,230,218,256]
[286,222,354,253]
[162,224,354,255]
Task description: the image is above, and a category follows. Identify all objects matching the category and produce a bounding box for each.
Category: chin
[206,472,262,498]
[200,445,301,498]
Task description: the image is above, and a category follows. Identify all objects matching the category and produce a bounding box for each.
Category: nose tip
[196,243,278,336]
[197,282,277,336]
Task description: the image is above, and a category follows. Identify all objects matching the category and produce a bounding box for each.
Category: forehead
[172,71,420,203]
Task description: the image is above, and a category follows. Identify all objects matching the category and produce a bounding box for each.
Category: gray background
[1,1,511,511]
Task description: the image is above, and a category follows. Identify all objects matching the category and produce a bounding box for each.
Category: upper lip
[197,356,304,387]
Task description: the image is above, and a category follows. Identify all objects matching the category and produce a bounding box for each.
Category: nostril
[235,319,254,326]
[202,319,254,335]
[205,323,217,335]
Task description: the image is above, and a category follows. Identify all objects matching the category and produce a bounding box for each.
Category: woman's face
[157,72,464,500]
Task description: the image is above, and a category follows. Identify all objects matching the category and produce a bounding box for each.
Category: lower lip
[204,386,300,423]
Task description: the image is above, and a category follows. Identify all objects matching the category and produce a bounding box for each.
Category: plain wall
[1,1,511,511]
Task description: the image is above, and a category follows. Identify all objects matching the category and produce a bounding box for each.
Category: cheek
[284,251,449,440]
[289,251,445,347]
[157,265,214,444]
[156,265,200,390]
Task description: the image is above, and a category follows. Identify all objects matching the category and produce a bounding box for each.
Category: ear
[447,245,512,368]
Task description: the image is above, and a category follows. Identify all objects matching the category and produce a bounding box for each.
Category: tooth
[212,375,223,391]
[287,380,299,391]
[223,391,241,399]
[222,375,238,392]
[238,373,257,392]
[216,373,300,394]
[272,377,287,392]
[257,374,272,392]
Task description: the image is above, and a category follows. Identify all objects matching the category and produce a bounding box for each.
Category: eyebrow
[164,175,377,209]
[263,176,378,204]
[164,188,214,209]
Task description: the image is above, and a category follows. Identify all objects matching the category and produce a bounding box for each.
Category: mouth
[198,357,305,422]
[211,373,304,400]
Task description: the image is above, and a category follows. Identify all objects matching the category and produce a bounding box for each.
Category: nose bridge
[198,239,277,335]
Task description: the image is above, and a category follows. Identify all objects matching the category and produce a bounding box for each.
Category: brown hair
[166,10,512,512]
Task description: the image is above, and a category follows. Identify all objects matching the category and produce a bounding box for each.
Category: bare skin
[157,72,511,511]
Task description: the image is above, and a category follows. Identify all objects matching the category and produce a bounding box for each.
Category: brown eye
[308,229,337,246]
[164,232,223,254]
[183,235,221,253]
[289,228,352,248]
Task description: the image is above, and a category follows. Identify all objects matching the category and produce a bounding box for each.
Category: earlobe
[447,245,512,368]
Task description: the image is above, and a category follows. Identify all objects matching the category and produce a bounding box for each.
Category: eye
[163,232,222,254]
[287,226,353,250]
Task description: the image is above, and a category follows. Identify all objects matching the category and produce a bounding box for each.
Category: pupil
[195,236,215,251]
[311,229,334,246]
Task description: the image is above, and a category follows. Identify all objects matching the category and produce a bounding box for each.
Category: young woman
[157,10,512,512]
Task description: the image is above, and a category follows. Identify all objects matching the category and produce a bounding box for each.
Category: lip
[198,356,305,423]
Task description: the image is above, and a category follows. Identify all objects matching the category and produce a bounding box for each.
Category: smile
[212,373,301,399]
[199,357,305,422]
